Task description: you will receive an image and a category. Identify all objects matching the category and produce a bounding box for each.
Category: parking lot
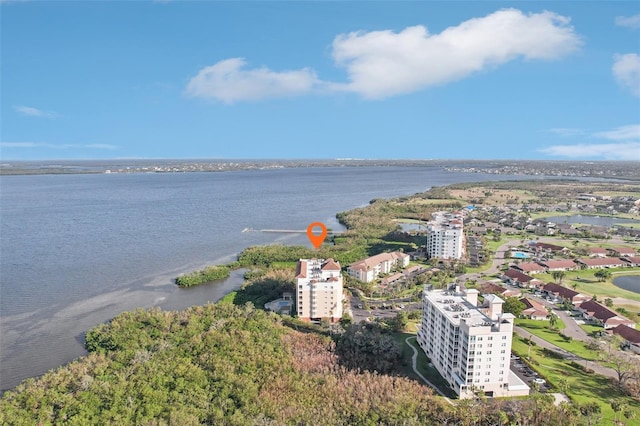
[511,355,549,392]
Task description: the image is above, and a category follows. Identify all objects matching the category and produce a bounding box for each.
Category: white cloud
[185,58,320,103]
[540,124,640,160]
[540,143,640,160]
[0,142,117,150]
[14,105,59,118]
[331,9,582,99]
[613,53,640,96]
[549,128,586,137]
[615,14,640,29]
[186,9,581,102]
[593,124,640,141]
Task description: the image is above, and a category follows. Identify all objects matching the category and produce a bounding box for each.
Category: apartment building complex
[425,211,464,260]
[417,285,529,398]
[346,251,410,283]
[295,258,343,322]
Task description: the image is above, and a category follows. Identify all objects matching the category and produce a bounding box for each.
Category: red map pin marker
[306,222,327,250]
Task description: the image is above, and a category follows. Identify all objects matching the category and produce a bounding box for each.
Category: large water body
[0,167,564,390]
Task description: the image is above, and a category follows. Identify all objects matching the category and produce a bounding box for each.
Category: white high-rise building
[417,285,529,398]
[425,211,464,260]
[295,258,343,322]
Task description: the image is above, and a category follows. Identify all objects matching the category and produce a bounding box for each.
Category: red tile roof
[513,262,547,273]
[611,324,640,344]
[538,260,577,269]
[577,258,627,267]
[504,268,534,283]
[622,256,640,265]
[578,299,618,321]
[542,283,582,300]
[295,260,307,279]
[322,258,341,271]
[588,247,608,254]
[530,242,566,251]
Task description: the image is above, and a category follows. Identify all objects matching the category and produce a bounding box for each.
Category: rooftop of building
[423,286,514,327]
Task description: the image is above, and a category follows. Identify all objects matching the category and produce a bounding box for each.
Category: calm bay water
[1,166,540,391]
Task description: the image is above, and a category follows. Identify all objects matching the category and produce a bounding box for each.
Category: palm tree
[547,308,559,330]
[571,282,578,290]
[552,270,566,284]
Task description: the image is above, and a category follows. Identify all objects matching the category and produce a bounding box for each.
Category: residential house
[479,281,521,298]
[541,283,590,306]
[347,251,410,283]
[381,272,404,286]
[610,324,640,354]
[520,298,548,320]
[537,259,578,272]
[512,262,547,275]
[528,242,568,255]
[577,299,635,330]
[608,246,637,257]
[622,256,640,267]
[502,268,542,289]
[588,247,608,258]
[575,258,628,269]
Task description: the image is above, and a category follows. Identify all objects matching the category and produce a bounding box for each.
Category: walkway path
[404,336,454,405]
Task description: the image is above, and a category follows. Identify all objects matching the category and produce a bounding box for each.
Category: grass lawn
[391,330,458,399]
[579,323,605,338]
[511,336,640,424]
[515,319,604,361]
[533,269,640,303]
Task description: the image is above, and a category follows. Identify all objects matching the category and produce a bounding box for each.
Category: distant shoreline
[1,159,639,181]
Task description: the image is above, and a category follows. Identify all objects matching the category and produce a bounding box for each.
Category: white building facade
[417,285,529,398]
[346,251,410,283]
[296,258,343,322]
[425,211,464,260]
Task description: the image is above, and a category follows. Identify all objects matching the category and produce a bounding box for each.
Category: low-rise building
[575,258,628,269]
[577,299,635,330]
[512,262,547,275]
[588,247,608,258]
[502,268,542,288]
[417,285,529,398]
[621,256,640,267]
[608,246,637,257]
[541,283,590,306]
[296,258,343,322]
[346,251,410,283]
[520,298,548,320]
[537,259,578,272]
[610,324,640,354]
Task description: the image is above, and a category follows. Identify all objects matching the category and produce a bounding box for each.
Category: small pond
[612,275,640,295]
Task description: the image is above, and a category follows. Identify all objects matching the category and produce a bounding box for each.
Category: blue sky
[1,1,639,161]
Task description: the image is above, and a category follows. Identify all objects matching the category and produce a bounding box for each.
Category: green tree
[503,297,526,317]
[552,270,566,284]
[594,269,612,282]
[604,298,614,308]
[394,311,409,332]
[547,308,559,330]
